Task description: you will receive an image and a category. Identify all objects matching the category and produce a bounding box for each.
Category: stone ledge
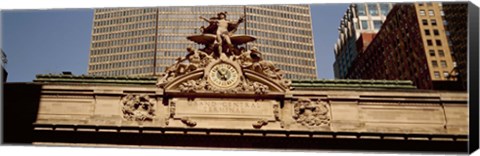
[32,123,468,142]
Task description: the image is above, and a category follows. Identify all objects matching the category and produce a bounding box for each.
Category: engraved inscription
[174,99,276,119]
[194,101,261,113]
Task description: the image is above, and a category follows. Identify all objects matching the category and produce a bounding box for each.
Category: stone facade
[3,75,469,152]
[30,77,468,135]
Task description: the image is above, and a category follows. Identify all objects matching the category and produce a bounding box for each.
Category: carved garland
[121,94,155,121]
[178,78,269,94]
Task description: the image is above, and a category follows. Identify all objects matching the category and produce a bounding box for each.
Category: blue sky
[1,4,349,82]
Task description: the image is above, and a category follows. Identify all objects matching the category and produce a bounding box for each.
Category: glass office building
[88,5,317,79]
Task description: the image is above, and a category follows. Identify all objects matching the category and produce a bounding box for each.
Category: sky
[1,4,349,82]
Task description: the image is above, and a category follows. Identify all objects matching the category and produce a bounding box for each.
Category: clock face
[208,63,240,88]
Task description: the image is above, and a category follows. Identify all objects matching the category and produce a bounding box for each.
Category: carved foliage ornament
[293,98,330,127]
[121,94,155,121]
[178,77,269,94]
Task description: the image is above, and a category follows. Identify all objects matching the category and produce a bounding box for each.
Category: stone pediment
[160,58,290,95]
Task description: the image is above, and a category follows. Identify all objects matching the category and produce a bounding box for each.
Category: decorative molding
[273,102,280,121]
[252,119,269,129]
[181,118,197,127]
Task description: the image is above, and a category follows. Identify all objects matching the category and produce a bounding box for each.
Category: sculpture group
[157,12,291,93]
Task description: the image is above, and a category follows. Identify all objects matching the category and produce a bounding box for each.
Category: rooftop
[34,74,417,90]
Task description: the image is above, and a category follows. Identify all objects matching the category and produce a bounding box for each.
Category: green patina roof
[291,79,416,90]
[34,74,157,85]
[34,74,416,89]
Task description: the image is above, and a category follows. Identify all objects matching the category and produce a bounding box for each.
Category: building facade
[346,3,458,90]
[3,75,469,152]
[442,3,468,90]
[333,3,393,78]
[88,5,317,79]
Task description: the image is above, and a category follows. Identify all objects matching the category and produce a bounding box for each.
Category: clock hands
[217,69,229,80]
[217,70,226,80]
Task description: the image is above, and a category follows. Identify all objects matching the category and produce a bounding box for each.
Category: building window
[424,29,430,35]
[428,10,434,16]
[431,19,437,26]
[422,19,428,25]
[420,10,426,16]
[432,60,438,67]
[443,71,449,78]
[427,40,433,46]
[368,3,379,16]
[357,4,366,16]
[434,71,440,78]
[438,50,445,56]
[441,60,447,68]
[433,29,439,35]
[380,3,390,16]
[429,50,435,56]
[361,20,369,30]
[436,40,442,46]
[373,20,382,29]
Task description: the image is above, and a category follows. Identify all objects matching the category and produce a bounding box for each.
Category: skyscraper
[333,3,393,79]
[346,3,458,90]
[442,3,468,90]
[88,5,317,79]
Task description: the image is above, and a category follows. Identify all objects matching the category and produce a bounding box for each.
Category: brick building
[346,3,458,90]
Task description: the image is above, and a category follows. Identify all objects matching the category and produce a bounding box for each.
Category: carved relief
[293,98,330,127]
[121,94,155,121]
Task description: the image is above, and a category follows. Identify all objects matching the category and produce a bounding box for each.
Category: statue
[199,12,245,58]
[245,47,284,80]
[157,11,291,93]
[174,46,212,74]
[157,46,212,87]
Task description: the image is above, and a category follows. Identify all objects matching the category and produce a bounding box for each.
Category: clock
[208,63,240,88]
